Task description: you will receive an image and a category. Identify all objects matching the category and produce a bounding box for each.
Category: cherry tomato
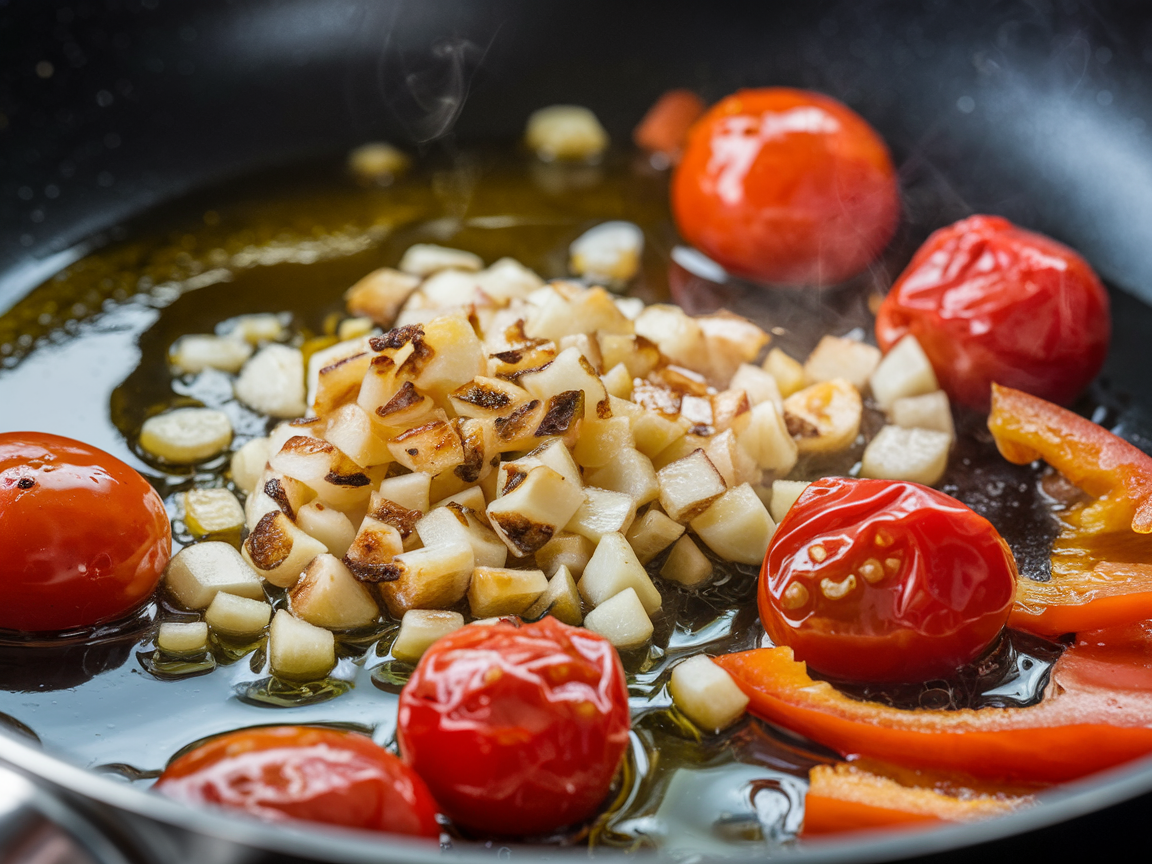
[875,215,1110,411]
[397,616,630,836]
[0,432,171,632]
[759,477,1016,683]
[153,726,441,837]
[671,87,900,286]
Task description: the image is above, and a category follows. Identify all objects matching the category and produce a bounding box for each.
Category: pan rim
[4,724,1152,863]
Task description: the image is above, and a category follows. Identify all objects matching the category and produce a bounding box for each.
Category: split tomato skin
[397,616,630,837]
[759,478,1017,683]
[875,215,1110,411]
[0,432,171,632]
[153,726,441,838]
[672,87,900,286]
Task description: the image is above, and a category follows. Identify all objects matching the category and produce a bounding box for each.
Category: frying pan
[3,0,1152,861]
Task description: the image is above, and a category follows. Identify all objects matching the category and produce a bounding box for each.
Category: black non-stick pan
[3,1,1152,861]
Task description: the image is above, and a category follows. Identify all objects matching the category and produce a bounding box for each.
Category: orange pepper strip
[802,763,1030,836]
[988,383,1152,534]
[715,646,1152,784]
[633,90,706,159]
[988,384,1152,635]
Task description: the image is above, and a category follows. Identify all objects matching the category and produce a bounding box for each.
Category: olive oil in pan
[0,147,1140,849]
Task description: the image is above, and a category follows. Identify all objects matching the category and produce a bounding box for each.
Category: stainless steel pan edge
[5,728,1152,864]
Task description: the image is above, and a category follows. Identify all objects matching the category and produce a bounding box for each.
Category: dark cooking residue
[0,147,1146,850]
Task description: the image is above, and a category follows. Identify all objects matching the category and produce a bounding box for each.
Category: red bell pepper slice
[1057,622,1152,693]
[988,384,1152,635]
[802,763,1031,836]
[715,646,1152,784]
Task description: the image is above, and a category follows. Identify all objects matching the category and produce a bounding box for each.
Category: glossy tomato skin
[672,87,900,286]
[397,616,630,837]
[0,432,171,632]
[759,478,1016,683]
[875,215,1110,411]
[153,726,441,837]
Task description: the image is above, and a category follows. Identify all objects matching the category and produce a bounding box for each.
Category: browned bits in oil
[282,435,332,457]
[379,380,421,412]
[453,418,487,482]
[858,558,884,584]
[369,354,396,373]
[397,338,434,378]
[785,412,820,439]
[444,502,471,526]
[370,499,422,538]
[453,380,513,411]
[808,544,827,563]
[782,582,809,610]
[631,381,682,416]
[501,466,528,495]
[324,469,371,488]
[289,416,325,431]
[494,400,541,441]
[491,512,554,555]
[320,351,367,377]
[370,324,424,352]
[649,366,709,397]
[392,420,450,453]
[536,390,583,437]
[342,556,402,583]
[492,348,524,364]
[503,319,547,349]
[263,478,296,519]
[245,512,293,570]
[820,574,856,600]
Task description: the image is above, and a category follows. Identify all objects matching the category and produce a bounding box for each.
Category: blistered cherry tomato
[672,87,900,286]
[0,432,171,632]
[153,726,441,837]
[759,478,1016,683]
[875,215,1110,411]
[397,616,630,836]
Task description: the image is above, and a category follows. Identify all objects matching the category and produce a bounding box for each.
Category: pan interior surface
[3,1,1152,862]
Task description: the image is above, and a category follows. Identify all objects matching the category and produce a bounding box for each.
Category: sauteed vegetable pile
[1,86,1148,850]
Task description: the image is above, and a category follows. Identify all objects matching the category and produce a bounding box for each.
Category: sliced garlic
[205,592,272,639]
[140,408,232,463]
[782,379,862,455]
[870,335,939,409]
[398,244,484,277]
[669,655,749,733]
[182,488,244,536]
[583,587,653,650]
[569,221,644,286]
[392,610,465,664]
[169,334,252,375]
[860,425,951,487]
[235,344,306,418]
[268,610,335,681]
[525,105,609,161]
[157,622,209,654]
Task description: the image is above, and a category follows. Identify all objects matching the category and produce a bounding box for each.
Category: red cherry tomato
[397,616,630,836]
[153,726,441,837]
[875,215,1111,411]
[0,432,171,632]
[759,478,1017,683]
[671,87,900,286]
